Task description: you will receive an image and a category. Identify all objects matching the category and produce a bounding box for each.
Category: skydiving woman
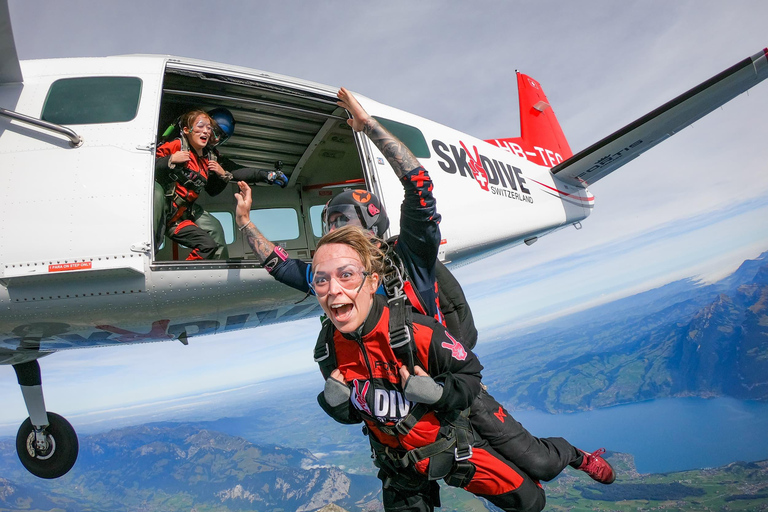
[312,224,548,512]
[235,87,616,493]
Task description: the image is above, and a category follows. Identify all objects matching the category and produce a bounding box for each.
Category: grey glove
[324,377,351,407]
[403,375,444,405]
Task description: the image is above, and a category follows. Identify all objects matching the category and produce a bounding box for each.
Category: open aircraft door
[1,58,166,284]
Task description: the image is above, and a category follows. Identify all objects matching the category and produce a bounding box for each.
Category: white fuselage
[0,55,591,358]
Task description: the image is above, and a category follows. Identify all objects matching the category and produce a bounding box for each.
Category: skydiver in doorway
[154,108,287,259]
[234,88,616,488]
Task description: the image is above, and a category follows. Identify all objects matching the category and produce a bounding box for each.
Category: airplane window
[209,212,235,244]
[42,77,142,124]
[249,208,300,241]
[309,204,325,238]
[373,117,431,158]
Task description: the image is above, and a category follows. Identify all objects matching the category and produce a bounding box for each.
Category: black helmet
[208,107,236,146]
[322,189,389,237]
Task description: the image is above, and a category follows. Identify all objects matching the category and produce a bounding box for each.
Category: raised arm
[338,88,441,283]
[234,181,312,293]
[337,87,420,178]
[234,181,275,262]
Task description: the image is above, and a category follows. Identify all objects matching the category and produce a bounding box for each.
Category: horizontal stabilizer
[552,48,768,187]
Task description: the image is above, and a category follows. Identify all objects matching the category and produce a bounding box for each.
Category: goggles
[322,204,365,235]
[310,264,370,297]
[192,121,214,133]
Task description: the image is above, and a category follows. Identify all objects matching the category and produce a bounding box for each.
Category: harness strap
[399,435,457,468]
[180,131,189,152]
[313,319,337,380]
[443,460,475,488]
[383,239,430,315]
[395,403,429,436]
[442,407,474,457]
[381,242,406,299]
[402,280,427,316]
[388,296,412,347]
[367,407,474,478]
[169,167,206,196]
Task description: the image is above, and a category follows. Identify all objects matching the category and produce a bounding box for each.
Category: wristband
[238,221,253,232]
[264,245,289,273]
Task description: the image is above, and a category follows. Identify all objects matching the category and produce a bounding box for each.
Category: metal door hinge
[131,242,151,253]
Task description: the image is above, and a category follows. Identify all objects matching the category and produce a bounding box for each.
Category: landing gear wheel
[16,412,78,479]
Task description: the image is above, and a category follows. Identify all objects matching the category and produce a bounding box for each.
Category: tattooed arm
[336,87,420,179]
[234,181,312,293]
[234,181,275,262]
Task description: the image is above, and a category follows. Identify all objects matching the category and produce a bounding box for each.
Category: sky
[1,0,767,431]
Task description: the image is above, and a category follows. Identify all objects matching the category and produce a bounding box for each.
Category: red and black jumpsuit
[273,165,585,483]
[155,139,230,260]
[317,295,546,512]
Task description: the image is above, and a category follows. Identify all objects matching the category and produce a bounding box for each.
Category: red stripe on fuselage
[529,178,594,202]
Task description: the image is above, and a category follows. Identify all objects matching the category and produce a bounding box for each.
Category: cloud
[459,198,768,331]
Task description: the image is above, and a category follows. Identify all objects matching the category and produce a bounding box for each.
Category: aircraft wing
[0,0,22,84]
[551,48,768,187]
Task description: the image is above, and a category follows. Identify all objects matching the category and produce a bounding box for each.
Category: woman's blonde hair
[315,225,386,276]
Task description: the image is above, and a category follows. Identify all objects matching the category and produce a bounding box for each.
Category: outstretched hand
[234,181,252,227]
[337,86,419,178]
[337,87,371,133]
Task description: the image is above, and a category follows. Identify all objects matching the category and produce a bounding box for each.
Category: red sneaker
[577,448,615,484]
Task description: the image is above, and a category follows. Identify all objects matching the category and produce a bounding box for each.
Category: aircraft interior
[153,65,369,266]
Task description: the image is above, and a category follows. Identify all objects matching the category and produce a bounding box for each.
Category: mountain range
[0,423,381,512]
[0,424,766,512]
[476,251,768,412]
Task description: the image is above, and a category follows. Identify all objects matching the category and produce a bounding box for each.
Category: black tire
[15,412,78,479]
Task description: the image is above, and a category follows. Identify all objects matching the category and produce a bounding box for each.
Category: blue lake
[509,396,768,474]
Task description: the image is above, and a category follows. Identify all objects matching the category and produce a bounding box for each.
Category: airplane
[0,0,766,479]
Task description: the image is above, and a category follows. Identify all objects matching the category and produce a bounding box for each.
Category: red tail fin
[485,72,572,168]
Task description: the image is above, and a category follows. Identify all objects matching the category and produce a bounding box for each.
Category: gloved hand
[403,374,444,405]
[324,376,351,407]
[230,168,289,188]
[263,170,288,188]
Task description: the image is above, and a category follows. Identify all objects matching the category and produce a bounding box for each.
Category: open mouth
[330,303,354,321]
